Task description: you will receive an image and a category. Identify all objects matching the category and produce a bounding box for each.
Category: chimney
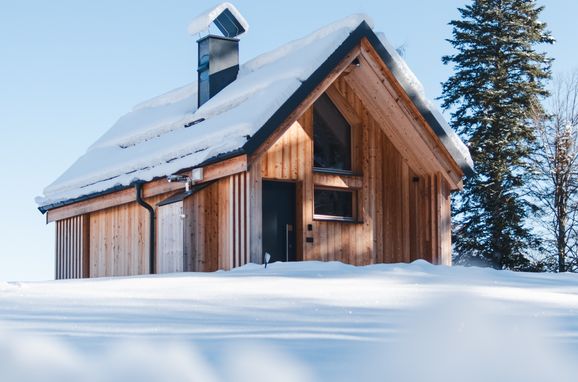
[193,6,248,108]
[197,35,240,107]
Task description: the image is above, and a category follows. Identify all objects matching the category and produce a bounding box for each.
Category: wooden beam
[313,173,363,189]
[248,157,263,264]
[326,85,362,126]
[401,162,411,263]
[202,154,247,183]
[48,188,138,223]
[345,54,462,190]
[439,178,453,266]
[359,40,464,189]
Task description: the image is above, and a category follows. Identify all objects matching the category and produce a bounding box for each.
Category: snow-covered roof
[37,14,473,211]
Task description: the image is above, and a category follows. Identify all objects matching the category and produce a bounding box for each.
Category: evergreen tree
[441,0,554,270]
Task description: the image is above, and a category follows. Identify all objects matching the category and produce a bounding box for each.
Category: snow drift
[1,261,577,381]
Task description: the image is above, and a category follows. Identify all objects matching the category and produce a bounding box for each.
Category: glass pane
[313,94,351,171]
[314,189,353,218]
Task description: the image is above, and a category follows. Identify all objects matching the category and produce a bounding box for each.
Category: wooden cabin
[37,10,473,279]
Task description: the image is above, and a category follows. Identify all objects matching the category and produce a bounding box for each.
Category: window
[313,94,352,172]
[314,188,355,221]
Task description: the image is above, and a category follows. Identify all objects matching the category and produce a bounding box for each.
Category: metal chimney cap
[188,2,249,38]
[214,8,246,38]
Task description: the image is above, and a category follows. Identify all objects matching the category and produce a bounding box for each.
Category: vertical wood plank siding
[439,176,453,266]
[55,215,89,279]
[88,194,166,277]
[248,157,263,264]
[256,76,453,265]
[54,47,456,275]
[183,173,249,272]
[157,202,184,273]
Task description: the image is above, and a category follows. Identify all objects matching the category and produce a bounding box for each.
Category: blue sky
[0,1,576,281]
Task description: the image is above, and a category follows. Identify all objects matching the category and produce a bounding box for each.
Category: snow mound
[1,261,577,381]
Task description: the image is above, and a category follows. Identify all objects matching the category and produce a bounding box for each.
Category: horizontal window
[314,188,354,221]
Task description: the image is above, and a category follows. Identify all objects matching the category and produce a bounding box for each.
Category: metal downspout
[135,183,155,274]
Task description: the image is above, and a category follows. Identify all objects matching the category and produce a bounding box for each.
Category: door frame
[261,179,299,263]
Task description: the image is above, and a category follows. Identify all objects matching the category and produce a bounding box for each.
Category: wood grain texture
[182,173,249,272]
[252,70,455,266]
[157,202,184,273]
[359,40,464,188]
[54,40,460,275]
[345,51,463,191]
[248,157,263,264]
[88,194,166,277]
[55,215,89,279]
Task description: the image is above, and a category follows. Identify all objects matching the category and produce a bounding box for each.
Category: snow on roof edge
[374,32,474,175]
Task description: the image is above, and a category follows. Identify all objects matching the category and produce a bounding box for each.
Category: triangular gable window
[313,94,352,172]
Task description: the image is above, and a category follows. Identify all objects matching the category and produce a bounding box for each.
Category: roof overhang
[41,153,247,219]
[40,21,472,215]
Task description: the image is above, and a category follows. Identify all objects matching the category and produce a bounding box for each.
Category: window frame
[312,93,355,174]
[313,186,358,223]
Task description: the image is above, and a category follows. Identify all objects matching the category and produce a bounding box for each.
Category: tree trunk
[557,198,567,273]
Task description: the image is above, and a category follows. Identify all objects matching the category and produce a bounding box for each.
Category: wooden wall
[54,174,252,278]
[183,173,249,272]
[157,202,184,273]
[53,40,456,276]
[439,176,452,266]
[55,215,89,279]
[255,76,453,266]
[88,194,166,277]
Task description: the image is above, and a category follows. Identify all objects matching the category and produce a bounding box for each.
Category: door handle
[285,224,293,262]
[285,224,289,262]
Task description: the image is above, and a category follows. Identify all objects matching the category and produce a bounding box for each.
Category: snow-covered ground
[1,261,578,381]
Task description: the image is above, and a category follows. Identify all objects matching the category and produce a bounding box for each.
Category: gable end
[243,21,473,177]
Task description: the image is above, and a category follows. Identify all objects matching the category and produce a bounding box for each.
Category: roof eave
[38,149,245,214]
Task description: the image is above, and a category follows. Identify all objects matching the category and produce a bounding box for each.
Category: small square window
[314,188,355,221]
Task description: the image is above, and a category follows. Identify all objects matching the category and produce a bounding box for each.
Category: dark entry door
[262,181,296,263]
